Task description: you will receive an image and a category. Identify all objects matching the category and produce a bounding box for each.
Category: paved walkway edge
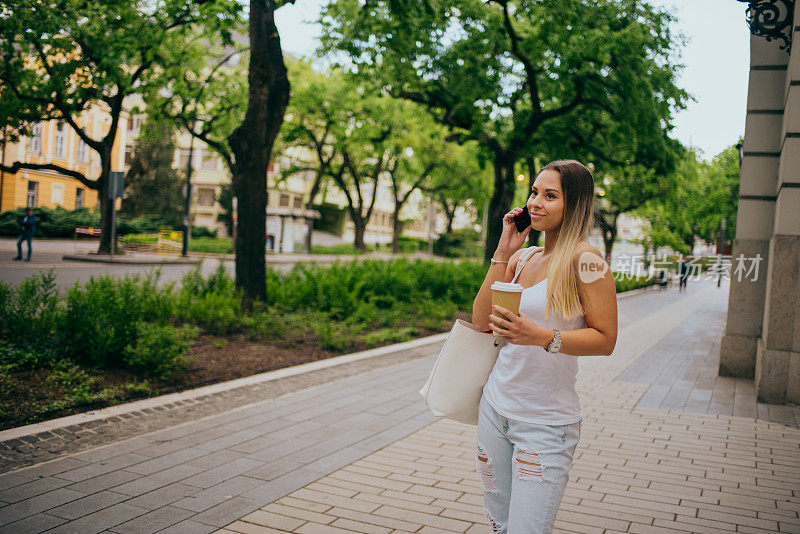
[61,254,201,265]
[0,332,449,442]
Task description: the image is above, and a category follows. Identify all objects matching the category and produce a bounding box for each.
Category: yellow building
[0,106,129,212]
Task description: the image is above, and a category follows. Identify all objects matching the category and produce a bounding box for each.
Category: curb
[0,331,449,442]
[62,254,201,265]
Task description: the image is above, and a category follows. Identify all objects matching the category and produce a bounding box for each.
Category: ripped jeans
[476,395,581,534]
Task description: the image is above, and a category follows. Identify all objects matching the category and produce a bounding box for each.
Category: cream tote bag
[419,246,540,425]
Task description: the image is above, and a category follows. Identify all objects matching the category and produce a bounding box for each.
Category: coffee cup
[490,282,524,333]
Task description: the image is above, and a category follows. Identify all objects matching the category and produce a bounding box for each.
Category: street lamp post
[717,217,727,288]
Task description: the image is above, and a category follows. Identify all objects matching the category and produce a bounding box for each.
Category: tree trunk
[304,172,324,253]
[97,154,113,254]
[392,202,403,254]
[228,0,289,309]
[595,211,618,263]
[439,199,456,235]
[353,217,366,250]
[484,153,516,262]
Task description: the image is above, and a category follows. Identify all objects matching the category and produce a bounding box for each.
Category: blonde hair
[539,160,595,320]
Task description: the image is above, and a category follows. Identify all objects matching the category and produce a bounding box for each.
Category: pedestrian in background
[13,208,36,262]
[679,255,690,292]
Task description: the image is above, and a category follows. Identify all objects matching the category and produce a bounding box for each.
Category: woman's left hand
[489,306,547,346]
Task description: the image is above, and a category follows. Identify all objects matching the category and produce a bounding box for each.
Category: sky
[275,0,751,161]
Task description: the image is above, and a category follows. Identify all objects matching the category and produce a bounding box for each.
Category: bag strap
[511,246,542,284]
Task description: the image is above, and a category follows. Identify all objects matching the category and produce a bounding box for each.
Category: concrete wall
[721,8,800,404]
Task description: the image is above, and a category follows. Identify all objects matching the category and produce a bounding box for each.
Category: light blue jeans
[476,395,581,533]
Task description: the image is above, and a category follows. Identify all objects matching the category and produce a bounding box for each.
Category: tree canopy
[0,0,242,253]
[318,0,689,260]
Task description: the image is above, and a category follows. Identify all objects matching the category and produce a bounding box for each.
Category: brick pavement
[216,280,800,534]
[0,280,798,533]
[0,342,443,473]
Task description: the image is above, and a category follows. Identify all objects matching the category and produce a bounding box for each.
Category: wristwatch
[546,329,562,353]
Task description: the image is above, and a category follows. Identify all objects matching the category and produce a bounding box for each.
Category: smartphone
[513,209,532,233]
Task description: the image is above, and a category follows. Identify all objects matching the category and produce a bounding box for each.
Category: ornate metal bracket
[736,0,795,50]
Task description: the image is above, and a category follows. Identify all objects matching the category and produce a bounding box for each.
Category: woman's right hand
[495,207,532,259]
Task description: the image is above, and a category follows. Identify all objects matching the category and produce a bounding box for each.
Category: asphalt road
[0,238,446,289]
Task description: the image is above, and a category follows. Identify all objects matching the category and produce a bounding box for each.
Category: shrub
[123,322,199,379]
[60,270,175,368]
[191,226,218,238]
[310,320,353,351]
[174,262,242,335]
[0,271,62,367]
[433,229,483,258]
[614,274,656,293]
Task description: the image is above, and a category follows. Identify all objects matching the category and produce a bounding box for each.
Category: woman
[472,160,618,533]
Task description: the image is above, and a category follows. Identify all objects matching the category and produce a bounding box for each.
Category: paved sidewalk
[215,280,800,534]
[0,280,798,533]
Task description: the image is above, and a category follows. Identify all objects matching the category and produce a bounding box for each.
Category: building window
[54,122,65,158]
[201,151,218,170]
[124,147,135,165]
[178,149,192,168]
[75,187,85,209]
[127,114,144,131]
[27,181,38,207]
[51,183,65,206]
[279,193,289,207]
[28,123,42,154]
[197,188,215,207]
[293,196,303,209]
[77,137,88,162]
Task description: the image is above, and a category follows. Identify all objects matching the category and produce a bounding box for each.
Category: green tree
[0,0,241,253]
[319,0,688,261]
[633,144,739,259]
[148,2,294,307]
[282,69,396,250]
[280,61,347,253]
[695,144,739,246]
[121,117,183,228]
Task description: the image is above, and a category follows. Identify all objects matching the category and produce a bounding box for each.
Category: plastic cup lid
[491,282,524,292]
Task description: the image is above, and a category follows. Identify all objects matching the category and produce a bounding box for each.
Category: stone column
[719,34,785,379]
[755,15,800,404]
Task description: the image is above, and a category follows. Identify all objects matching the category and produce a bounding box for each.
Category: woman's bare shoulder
[573,241,604,260]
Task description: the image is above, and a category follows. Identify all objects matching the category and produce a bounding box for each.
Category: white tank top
[482,247,586,425]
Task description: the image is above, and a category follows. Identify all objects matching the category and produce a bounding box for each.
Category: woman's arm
[489,244,618,356]
[472,207,533,331]
[472,248,523,332]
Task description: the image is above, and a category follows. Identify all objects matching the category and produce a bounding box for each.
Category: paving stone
[56,453,151,482]
[0,487,86,526]
[179,457,264,489]
[0,476,72,503]
[123,482,200,510]
[149,519,218,534]
[107,505,194,534]
[240,468,327,503]
[41,503,149,534]
[171,475,265,512]
[0,512,68,534]
[190,496,264,527]
[0,473,34,492]
[110,464,204,496]
[46,490,130,520]
[62,468,142,494]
